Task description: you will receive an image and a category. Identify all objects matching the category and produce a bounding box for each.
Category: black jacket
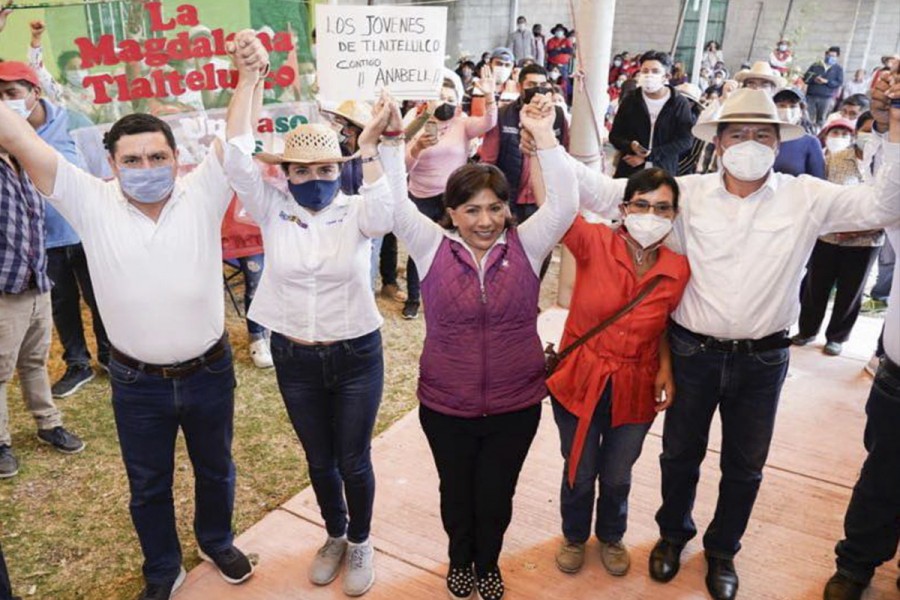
[609,86,696,178]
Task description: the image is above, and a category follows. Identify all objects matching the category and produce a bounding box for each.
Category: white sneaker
[249,338,274,369]
[343,539,375,597]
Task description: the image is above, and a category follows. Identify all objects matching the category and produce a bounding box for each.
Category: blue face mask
[118,165,176,204]
[825,55,837,65]
[288,178,341,211]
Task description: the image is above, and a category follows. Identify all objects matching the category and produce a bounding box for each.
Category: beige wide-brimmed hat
[675,82,703,103]
[734,61,786,88]
[320,100,374,130]
[692,88,804,143]
[255,123,353,165]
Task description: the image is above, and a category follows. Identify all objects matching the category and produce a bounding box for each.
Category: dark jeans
[552,385,652,544]
[405,194,445,304]
[379,233,398,286]
[834,357,900,584]
[807,95,835,128]
[655,324,789,558]
[798,241,880,343]
[0,539,12,600]
[510,203,539,226]
[236,253,266,338]
[419,402,540,574]
[870,239,895,301]
[46,243,110,367]
[110,343,237,585]
[270,330,383,543]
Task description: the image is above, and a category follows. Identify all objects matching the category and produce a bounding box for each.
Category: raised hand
[475,65,496,97]
[358,101,391,152]
[520,93,558,150]
[870,69,900,135]
[0,1,13,34]
[30,20,45,38]
[227,29,270,84]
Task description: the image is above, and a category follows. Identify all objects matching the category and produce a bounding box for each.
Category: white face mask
[517,24,526,32]
[493,66,512,85]
[855,131,874,150]
[624,213,673,248]
[65,69,89,88]
[721,140,776,181]
[777,106,801,125]
[300,73,316,87]
[639,73,666,94]
[555,32,565,39]
[4,98,35,119]
[826,136,852,153]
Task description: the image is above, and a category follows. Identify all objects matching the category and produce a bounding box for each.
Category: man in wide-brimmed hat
[733,60,786,95]
[525,78,900,599]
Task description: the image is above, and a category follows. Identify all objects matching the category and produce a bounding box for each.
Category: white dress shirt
[45,151,233,363]
[381,144,578,279]
[570,140,900,340]
[223,135,393,343]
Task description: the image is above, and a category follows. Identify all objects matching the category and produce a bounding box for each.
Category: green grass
[0,253,560,599]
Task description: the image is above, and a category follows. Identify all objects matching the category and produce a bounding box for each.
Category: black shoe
[198,545,255,584]
[36,426,85,454]
[402,301,420,320]
[474,566,504,600]
[447,564,475,599]
[649,538,684,583]
[51,365,95,398]
[136,567,185,600]
[705,555,739,600]
[0,445,19,478]
[823,572,867,600]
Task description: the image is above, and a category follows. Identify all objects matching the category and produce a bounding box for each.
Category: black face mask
[433,102,457,121]
[522,86,552,105]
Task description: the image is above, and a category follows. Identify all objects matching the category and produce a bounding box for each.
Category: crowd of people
[0,6,899,600]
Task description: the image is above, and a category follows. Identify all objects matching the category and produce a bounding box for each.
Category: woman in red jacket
[546,24,574,97]
[548,168,690,578]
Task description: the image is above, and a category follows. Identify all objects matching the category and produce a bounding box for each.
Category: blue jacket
[35,99,88,249]
[804,62,843,98]
[773,134,826,179]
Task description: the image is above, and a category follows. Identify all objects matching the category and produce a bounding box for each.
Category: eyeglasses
[623,200,675,216]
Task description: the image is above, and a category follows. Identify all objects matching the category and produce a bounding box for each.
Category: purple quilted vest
[418,228,547,417]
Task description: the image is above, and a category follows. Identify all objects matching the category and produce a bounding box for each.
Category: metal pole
[670,0,690,57]
[690,0,712,86]
[779,0,795,40]
[844,0,864,70]
[860,0,880,71]
[510,0,519,34]
[747,2,764,62]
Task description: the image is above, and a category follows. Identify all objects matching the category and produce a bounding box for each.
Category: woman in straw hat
[387,92,577,600]
[222,49,402,596]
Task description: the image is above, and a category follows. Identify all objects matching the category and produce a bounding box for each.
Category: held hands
[519,93,557,149]
[358,91,395,153]
[870,69,900,135]
[226,29,270,85]
[474,65,496,97]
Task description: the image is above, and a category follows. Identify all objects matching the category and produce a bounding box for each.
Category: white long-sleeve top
[568,140,900,340]
[380,144,579,279]
[223,135,394,342]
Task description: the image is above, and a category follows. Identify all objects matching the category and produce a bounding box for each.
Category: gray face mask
[118,164,176,204]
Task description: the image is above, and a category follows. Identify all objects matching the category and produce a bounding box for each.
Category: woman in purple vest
[383,95,578,600]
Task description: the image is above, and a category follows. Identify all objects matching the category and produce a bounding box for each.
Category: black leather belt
[110,336,229,379]
[671,322,791,354]
[880,355,900,381]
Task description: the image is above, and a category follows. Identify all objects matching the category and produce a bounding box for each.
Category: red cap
[0,61,41,89]
[820,117,856,137]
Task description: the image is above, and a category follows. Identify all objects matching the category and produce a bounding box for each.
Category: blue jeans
[270,330,384,543]
[834,357,900,584]
[237,254,266,338]
[46,243,110,367]
[552,385,652,544]
[406,194,445,304]
[870,239,894,301]
[110,343,237,585]
[370,237,384,292]
[655,324,789,558]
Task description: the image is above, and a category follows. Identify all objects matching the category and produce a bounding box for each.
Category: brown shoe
[599,540,630,576]
[555,540,585,574]
[379,283,407,303]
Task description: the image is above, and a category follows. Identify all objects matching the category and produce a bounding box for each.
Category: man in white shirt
[545,80,900,600]
[0,28,269,600]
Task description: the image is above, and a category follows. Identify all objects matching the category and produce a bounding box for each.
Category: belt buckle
[160,366,177,378]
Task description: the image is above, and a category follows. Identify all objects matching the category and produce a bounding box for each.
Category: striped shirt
[0,156,50,294]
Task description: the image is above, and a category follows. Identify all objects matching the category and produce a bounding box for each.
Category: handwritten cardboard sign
[315,4,447,101]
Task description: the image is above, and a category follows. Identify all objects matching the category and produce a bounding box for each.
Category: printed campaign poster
[315,4,447,101]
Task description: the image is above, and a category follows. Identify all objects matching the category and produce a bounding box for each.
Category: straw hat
[255,123,353,165]
[692,88,804,143]
[320,100,373,130]
[675,82,703,104]
[734,61,785,88]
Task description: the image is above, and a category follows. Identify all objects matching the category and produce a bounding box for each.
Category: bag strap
[555,275,665,364]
